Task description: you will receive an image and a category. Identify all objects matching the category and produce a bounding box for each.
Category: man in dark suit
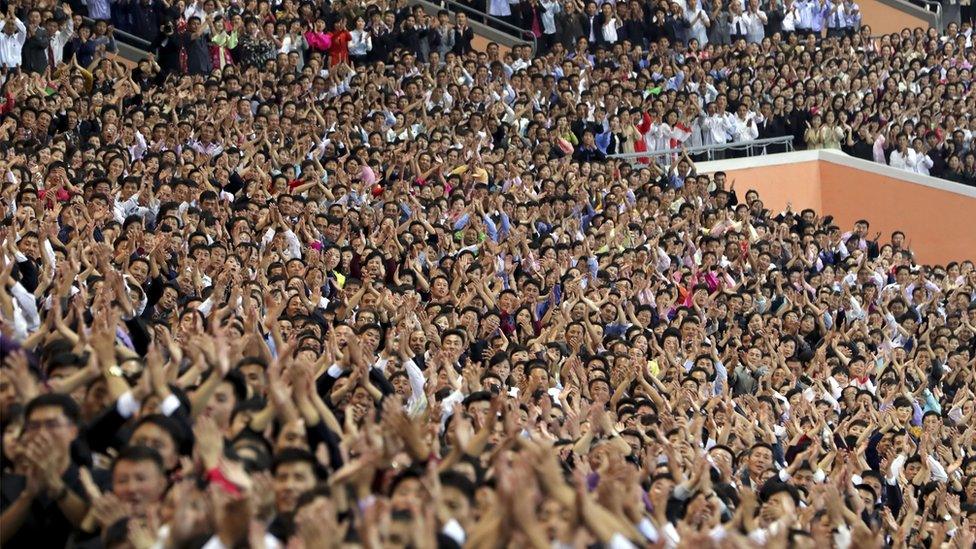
[924,131,947,178]
[581,1,601,49]
[20,9,50,74]
[452,11,474,55]
[756,102,788,153]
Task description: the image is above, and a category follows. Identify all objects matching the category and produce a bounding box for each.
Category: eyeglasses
[24,419,70,432]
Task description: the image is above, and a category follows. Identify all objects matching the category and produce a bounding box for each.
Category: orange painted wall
[716,161,823,213]
[704,161,976,266]
[818,164,976,266]
[857,0,932,34]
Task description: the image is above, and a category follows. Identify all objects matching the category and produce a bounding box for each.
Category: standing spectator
[368,11,393,61]
[913,137,936,175]
[237,16,275,68]
[744,0,767,42]
[91,20,118,59]
[208,14,236,70]
[488,0,518,29]
[729,1,749,41]
[844,0,860,32]
[805,113,824,149]
[280,20,308,70]
[582,1,600,48]
[130,0,166,45]
[46,5,75,67]
[756,101,788,153]
[780,0,798,35]
[20,9,50,75]
[555,0,585,49]
[348,16,372,64]
[616,2,643,46]
[428,11,452,58]
[709,0,731,45]
[598,3,620,45]
[397,14,423,59]
[924,131,947,177]
[539,0,560,51]
[794,0,812,35]
[765,0,785,36]
[890,132,920,171]
[683,0,710,45]
[180,15,212,75]
[88,0,112,24]
[148,20,180,74]
[729,102,759,156]
[453,12,474,55]
[0,7,26,71]
[820,110,844,149]
[807,0,827,37]
[825,0,848,37]
[304,18,332,56]
[521,0,546,43]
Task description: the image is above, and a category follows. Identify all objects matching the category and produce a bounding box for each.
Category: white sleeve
[42,238,57,275]
[441,519,466,545]
[283,229,302,259]
[117,391,142,418]
[404,359,427,402]
[10,282,39,332]
[608,533,638,549]
[887,453,906,483]
[927,454,949,483]
[261,227,276,250]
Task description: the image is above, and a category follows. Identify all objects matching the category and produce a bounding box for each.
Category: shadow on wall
[698,151,976,266]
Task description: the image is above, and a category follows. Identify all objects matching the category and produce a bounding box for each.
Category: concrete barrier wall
[698,151,976,266]
[858,0,936,34]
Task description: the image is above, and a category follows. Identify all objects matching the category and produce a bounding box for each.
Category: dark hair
[112,445,166,475]
[25,393,81,426]
[272,448,321,478]
[439,470,476,502]
[759,479,800,506]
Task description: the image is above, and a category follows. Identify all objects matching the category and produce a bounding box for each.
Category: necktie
[47,44,55,67]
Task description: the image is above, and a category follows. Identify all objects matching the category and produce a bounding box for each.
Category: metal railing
[917,0,944,31]
[607,136,796,165]
[416,0,538,55]
[82,16,152,62]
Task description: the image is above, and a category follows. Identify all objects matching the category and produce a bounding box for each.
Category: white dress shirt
[0,18,26,69]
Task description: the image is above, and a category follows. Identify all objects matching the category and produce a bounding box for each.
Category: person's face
[113,458,167,514]
[442,334,464,359]
[590,380,610,402]
[539,498,574,541]
[24,405,78,452]
[749,446,772,475]
[204,382,236,429]
[390,476,423,511]
[441,485,473,527]
[763,490,796,523]
[130,423,179,471]
[274,461,316,513]
[239,364,267,398]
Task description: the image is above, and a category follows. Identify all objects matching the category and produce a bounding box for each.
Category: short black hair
[272,448,321,479]
[25,393,81,426]
[112,445,166,475]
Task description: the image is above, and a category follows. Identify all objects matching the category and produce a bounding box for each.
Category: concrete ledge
[698,150,976,199]
[411,0,534,51]
[696,150,976,264]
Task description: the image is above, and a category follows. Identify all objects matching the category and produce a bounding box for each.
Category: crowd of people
[1,0,976,546]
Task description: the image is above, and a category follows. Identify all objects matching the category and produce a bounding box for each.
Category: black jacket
[21,26,50,74]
